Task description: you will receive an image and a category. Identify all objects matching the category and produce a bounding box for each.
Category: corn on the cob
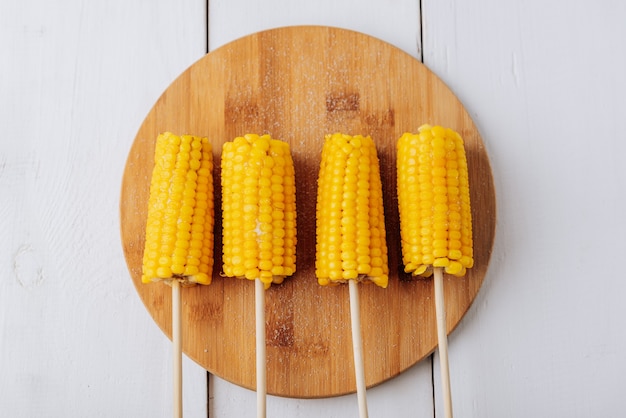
[141,132,215,285]
[221,134,297,289]
[397,124,473,278]
[315,133,389,288]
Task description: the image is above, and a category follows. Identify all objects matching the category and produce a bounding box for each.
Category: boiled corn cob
[315,133,389,288]
[141,132,215,285]
[221,134,297,289]
[396,124,473,278]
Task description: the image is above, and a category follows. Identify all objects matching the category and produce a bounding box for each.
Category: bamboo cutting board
[120,26,496,398]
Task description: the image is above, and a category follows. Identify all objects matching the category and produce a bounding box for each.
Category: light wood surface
[120,25,495,398]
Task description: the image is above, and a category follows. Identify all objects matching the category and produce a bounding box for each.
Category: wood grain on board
[120,26,495,398]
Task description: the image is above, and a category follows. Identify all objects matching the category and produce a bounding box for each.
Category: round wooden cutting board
[120,26,496,398]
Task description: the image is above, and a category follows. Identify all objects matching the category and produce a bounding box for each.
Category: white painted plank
[422,0,626,416]
[207,1,435,416]
[208,0,422,58]
[0,0,207,416]
[211,359,433,417]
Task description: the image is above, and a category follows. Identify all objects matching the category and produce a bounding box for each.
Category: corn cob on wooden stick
[221,134,297,418]
[397,125,474,418]
[315,133,389,288]
[141,132,215,418]
[315,133,389,418]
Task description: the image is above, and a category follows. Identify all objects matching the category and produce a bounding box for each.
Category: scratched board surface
[120,26,496,398]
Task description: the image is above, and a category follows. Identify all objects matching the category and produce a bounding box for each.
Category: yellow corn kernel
[316,133,389,288]
[141,132,215,285]
[221,134,297,289]
[397,125,473,278]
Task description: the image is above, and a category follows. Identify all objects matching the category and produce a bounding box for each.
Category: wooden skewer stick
[172,279,183,418]
[434,267,453,418]
[348,279,369,418]
[255,278,267,418]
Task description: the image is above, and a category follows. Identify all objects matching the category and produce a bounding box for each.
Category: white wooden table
[2,1,625,416]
